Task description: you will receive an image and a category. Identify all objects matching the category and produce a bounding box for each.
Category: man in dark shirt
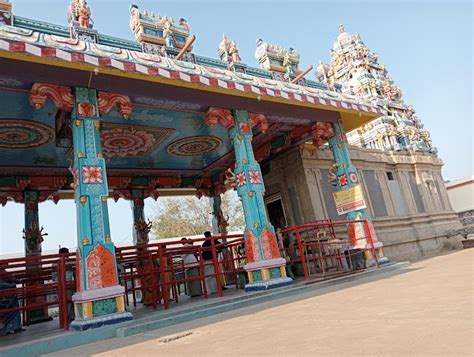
[201,231,222,260]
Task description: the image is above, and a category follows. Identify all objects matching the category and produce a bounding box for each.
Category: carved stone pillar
[23,189,51,324]
[70,87,132,330]
[131,189,147,245]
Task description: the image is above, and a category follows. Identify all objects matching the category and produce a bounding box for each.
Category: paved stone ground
[47,250,473,357]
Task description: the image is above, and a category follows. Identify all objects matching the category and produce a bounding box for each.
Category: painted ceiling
[0,86,237,175]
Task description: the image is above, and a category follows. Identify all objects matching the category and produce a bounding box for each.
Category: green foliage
[151,191,245,240]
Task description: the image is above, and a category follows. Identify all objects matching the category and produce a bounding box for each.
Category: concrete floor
[47,250,473,356]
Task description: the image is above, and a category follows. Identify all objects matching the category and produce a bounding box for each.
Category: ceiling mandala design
[167,136,223,157]
[100,123,174,158]
[0,119,54,148]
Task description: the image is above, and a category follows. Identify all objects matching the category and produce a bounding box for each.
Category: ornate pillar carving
[70,87,132,330]
[328,121,389,266]
[132,189,149,245]
[228,109,292,291]
[23,189,51,324]
[211,195,228,237]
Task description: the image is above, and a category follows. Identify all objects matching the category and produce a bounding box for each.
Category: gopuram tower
[317,24,436,154]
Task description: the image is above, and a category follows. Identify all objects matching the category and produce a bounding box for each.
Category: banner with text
[333,184,367,215]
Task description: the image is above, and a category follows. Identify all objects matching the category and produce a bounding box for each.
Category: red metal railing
[280,219,379,280]
[114,234,245,310]
[0,252,75,331]
[0,220,380,332]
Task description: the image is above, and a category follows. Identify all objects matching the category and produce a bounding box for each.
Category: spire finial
[339,23,345,33]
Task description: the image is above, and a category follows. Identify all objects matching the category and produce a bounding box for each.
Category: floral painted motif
[86,244,117,290]
[349,172,359,184]
[239,122,251,133]
[259,227,280,260]
[0,119,54,149]
[82,166,104,184]
[245,230,260,263]
[337,173,348,187]
[77,102,96,117]
[236,172,247,187]
[101,123,172,158]
[248,170,262,184]
[167,136,222,157]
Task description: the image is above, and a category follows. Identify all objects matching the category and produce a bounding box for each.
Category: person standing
[201,231,221,294]
[180,238,202,297]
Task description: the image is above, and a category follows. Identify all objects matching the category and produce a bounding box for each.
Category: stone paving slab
[55,250,472,357]
[0,262,409,357]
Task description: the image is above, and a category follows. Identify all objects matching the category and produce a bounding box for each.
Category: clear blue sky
[0,0,472,255]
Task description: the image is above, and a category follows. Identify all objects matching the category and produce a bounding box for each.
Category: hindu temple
[0,0,463,337]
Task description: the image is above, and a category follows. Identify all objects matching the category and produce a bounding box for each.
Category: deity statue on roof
[178,17,190,33]
[283,48,297,76]
[67,0,93,29]
[229,41,241,64]
[163,18,175,47]
[129,4,140,33]
[0,0,12,26]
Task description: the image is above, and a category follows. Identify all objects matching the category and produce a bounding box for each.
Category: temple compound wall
[263,146,463,261]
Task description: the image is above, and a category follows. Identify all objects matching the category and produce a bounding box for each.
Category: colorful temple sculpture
[0,1,464,332]
[218,34,246,73]
[67,0,98,43]
[0,0,11,26]
[255,40,306,84]
[129,4,194,62]
[316,25,436,153]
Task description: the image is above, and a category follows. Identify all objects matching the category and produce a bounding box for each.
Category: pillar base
[71,285,133,331]
[365,245,391,268]
[70,311,133,331]
[245,277,293,292]
[244,258,293,292]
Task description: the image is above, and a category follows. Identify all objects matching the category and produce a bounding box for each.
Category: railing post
[198,247,208,298]
[295,229,309,280]
[58,254,68,330]
[158,247,169,309]
[211,237,223,297]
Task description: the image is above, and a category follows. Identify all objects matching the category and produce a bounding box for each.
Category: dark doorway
[266,197,288,229]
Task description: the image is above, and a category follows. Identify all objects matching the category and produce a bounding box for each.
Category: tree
[151,191,245,240]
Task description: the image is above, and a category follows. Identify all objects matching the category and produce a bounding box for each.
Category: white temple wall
[263,146,464,261]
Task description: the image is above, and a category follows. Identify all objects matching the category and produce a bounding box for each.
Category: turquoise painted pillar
[328,121,389,265]
[70,87,132,330]
[230,109,292,291]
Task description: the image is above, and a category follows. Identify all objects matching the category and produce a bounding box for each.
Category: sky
[0,0,472,255]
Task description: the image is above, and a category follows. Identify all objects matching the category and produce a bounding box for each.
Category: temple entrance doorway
[265,194,288,230]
